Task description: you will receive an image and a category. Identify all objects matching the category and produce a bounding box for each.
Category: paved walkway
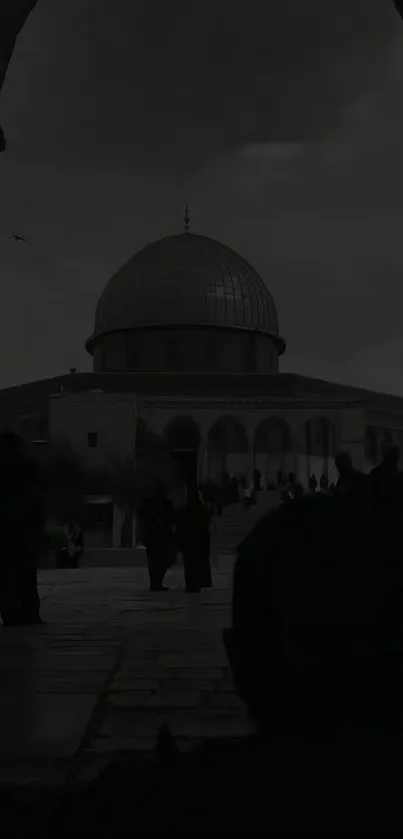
[0,559,254,788]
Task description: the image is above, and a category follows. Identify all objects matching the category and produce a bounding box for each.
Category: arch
[163,416,201,502]
[254,417,291,454]
[207,416,248,481]
[164,416,201,451]
[305,416,336,458]
[304,416,337,486]
[254,417,292,489]
[208,416,248,455]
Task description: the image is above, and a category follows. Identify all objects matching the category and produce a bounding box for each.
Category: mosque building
[1,208,403,545]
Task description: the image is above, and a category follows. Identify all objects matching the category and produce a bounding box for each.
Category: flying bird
[11,233,27,242]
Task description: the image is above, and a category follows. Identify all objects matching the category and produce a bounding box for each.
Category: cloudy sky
[0,0,403,393]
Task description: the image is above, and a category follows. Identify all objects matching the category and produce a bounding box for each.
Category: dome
[86,233,285,354]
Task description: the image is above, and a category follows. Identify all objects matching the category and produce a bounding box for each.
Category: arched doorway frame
[253,416,292,488]
[163,416,201,502]
[207,415,248,482]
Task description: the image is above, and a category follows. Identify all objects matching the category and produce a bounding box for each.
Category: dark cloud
[0,1,402,394]
[1,0,399,169]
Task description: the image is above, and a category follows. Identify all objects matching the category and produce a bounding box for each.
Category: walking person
[0,432,46,626]
[177,489,212,593]
[56,521,83,568]
[308,474,317,493]
[230,475,239,504]
[139,482,177,592]
[319,473,329,493]
[369,442,401,508]
[242,485,252,511]
[252,468,262,492]
[334,451,367,499]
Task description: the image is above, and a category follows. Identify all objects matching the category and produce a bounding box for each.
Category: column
[197,437,209,484]
[246,432,255,487]
[112,503,124,548]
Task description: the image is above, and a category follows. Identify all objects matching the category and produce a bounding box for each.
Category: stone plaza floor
[0,558,254,788]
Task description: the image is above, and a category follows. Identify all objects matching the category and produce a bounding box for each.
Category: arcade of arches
[159,415,403,496]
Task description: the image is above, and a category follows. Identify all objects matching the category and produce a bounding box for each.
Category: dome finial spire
[183,200,190,233]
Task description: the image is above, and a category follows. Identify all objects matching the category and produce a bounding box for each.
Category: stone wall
[49,391,137,468]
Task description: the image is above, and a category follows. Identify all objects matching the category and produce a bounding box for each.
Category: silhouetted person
[49,482,403,837]
[253,468,261,492]
[369,443,401,509]
[242,484,252,511]
[308,474,317,493]
[319,473,329,493]
[56,521,83,568]
[294,482,304,499]
[0,432,45,625]
[139,482,177,592]
[230,476,239,504]
[334,451,366,499]
[199,478,215,512]
[177,489,212,592]
[214,482,223,517]
[281,488,291,504]
[221,472,231,506]
[285,472,297,499]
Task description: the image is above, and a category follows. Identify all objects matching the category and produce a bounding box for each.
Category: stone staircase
[216,492,281,555]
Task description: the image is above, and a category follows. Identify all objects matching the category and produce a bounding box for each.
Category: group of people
[139,482,213,593]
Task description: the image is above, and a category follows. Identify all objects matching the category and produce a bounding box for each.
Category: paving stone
[0,564,240,785]
[31,657,116,672]
[109,678,159,692]
[116,665,166,680]
[147,691,200,709]
[98,712,163,738]
[21,674,108,694]
[159,654,228,666]
[0,694,99,759]
[107,690,153,708]
[88,737,157,754]
[203,692,245,711]
[162,667,224,680]
[168,712,254,739]
[159,679,214,692]
[216,678,236,692]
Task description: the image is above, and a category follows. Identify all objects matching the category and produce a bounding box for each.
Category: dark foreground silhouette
[0,432,45,625]
[1,457,403,836]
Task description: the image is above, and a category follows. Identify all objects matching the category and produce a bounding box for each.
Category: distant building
[2,229,403,545]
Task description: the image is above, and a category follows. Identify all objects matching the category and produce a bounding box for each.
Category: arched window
[305,417,336,457]
[208,417,248,455]
[254,418,291,453]
[164,417,201,451]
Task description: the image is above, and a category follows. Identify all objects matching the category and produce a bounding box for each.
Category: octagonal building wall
[93,327,280,374]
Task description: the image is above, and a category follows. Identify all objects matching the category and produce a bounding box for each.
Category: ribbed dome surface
[88,233,284,350]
